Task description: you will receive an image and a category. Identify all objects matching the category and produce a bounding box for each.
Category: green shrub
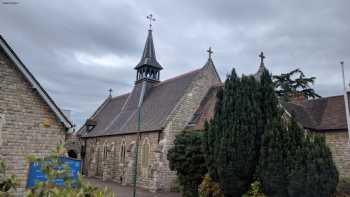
[26,144,114,197]
[0,160,18,197]
[168,131,207,197]
[198,175,223,197]
[242,180,266,197]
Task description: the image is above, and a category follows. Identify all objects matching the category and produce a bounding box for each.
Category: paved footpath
[84,177,180,197]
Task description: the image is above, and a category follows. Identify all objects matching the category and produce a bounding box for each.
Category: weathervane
[259,51,265,64]
[207,47,213,59]
[146,14,156,30]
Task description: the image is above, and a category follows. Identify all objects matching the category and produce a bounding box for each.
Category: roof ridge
[153,68,202,87]
[111,92,130,100]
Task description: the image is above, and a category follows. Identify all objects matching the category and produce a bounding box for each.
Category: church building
[77,26,221,191]
[76,24,350,192]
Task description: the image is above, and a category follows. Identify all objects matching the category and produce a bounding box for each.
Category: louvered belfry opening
[135,29,163,83]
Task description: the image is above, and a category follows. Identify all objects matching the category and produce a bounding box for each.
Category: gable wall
[155,63,221,191]
[0,48,66,196]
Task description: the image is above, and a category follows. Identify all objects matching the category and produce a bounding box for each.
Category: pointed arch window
[103,143,108,159]
[120,140,126,163]
[141,138,150,168]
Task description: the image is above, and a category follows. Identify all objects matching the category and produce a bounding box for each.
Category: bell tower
[135,14,163,83]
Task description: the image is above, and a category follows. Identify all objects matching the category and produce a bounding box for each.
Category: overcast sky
[1,0,349,127]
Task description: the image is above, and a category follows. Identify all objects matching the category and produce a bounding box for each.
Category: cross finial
[108,88,113,97]
[259,51,265,64]
[207,47,213,59]
[146,14,156,30]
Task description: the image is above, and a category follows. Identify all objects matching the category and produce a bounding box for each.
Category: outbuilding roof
[284,94,350,131]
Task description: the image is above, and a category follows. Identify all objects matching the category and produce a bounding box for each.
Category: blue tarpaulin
[26,157,81,189]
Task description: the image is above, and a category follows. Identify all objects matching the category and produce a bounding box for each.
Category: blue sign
[27,157,81,189]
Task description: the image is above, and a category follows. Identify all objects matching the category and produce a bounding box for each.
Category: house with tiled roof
[0,35,72,196]
[284,94,350,177]
[75,28,221,191]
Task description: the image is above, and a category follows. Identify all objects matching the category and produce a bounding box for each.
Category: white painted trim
[0,37,72,129]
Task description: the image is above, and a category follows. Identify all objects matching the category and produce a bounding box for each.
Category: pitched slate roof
[186,84,222,131]
[80,68,202,137]
[283,94,350,131]
[0,35,72,129]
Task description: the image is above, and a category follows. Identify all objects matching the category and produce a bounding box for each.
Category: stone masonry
[324,131,350,177]
[0,46,67,196]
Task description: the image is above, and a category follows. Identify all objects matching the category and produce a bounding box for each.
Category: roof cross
[207,47,213,59]
[146,14,156,30]
[259,51,265,64]
[108,88,113,97]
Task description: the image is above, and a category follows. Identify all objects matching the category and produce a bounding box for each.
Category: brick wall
[324,131,350,177]
[0,48,66,196]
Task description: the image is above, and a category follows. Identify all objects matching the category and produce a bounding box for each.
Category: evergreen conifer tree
[204,69,261,197]
[300,135,338,197]
[168,132,207,197]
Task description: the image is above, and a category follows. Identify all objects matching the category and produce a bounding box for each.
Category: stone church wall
[157,63,221,191]
[324,131,350,178]
[84,131,160,190]
[0,48,66,196]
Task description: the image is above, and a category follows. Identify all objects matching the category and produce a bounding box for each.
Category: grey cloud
[1,0,349,127]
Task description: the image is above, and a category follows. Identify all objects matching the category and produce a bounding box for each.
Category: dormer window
[85,119,97,132]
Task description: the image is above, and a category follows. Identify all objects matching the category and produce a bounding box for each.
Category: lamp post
[133,108,141,197]
[341,61,350,144]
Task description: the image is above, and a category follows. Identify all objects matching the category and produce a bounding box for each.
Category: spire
[135,14,163,83]
[135,29,163,70]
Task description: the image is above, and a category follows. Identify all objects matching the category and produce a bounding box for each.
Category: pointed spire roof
[135,30,163,70]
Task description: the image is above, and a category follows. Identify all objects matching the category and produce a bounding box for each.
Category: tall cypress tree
[259,116,289,197]
[301,135,338,197]
[204,69,261,197]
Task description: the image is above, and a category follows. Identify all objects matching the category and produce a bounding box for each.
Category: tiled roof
[187,87,350,132]
[80,68,202,137]
[283,93,350,131]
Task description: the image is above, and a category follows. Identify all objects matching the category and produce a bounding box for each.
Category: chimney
[290,92,307,104]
